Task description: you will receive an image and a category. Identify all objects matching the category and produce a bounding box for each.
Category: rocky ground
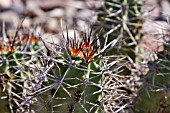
[0,0,104,46]
[1,0,170,47]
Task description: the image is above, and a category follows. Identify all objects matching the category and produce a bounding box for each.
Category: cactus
[134,30,170,112]
[4,0,170,112]
[95,0,143,112]
[28,27,105,113]
[0,21,41,113]
[29,0,144,112]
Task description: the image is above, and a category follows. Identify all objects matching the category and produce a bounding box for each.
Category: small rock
[44,18,60,34]
[48,8,65,18]
[0,0,12,8]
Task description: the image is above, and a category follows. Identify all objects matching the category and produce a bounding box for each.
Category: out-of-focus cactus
[134,31,170,113]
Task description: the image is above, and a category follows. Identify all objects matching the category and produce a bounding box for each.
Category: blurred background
[0,0,104,45]
[1,0,170,49]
